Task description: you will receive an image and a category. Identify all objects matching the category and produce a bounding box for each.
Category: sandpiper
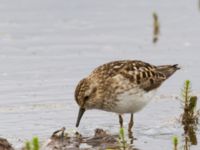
[74,60,180,134]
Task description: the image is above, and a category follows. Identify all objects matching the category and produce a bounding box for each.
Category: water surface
[0,0,200,149]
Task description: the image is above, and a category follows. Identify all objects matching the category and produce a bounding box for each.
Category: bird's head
[74,78,97,127]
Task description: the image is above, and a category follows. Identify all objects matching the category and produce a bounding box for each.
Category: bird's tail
[157,64,180,79]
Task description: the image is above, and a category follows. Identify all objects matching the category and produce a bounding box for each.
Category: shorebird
[74,60,180,135]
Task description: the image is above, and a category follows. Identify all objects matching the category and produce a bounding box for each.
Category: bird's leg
[119,114,123,128]
[128,113,134,143]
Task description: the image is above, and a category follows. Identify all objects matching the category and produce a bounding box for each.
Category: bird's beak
[76,107,86,127]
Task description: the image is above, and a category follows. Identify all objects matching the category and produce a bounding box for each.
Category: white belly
[112,88,157,114]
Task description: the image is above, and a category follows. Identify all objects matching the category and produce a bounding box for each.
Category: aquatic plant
[181,80,199,149]
[199,0,200,11]
[32,137,39,150]
[152,12,160,43]
[172,80,199,150]
[118,127,127,150]
[24,137,40,150]
[25,141,31,150]
[172,136,178,150]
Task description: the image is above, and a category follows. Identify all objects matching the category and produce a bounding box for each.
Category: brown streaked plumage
[74,60,180,135]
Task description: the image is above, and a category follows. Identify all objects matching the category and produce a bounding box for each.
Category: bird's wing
[92,60,167,92]
[109,60,167,92]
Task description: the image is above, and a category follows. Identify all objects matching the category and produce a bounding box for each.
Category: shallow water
[0,0,200,149]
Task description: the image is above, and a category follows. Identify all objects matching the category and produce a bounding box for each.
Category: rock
[0,138,14,150]
[43,127,135,150]
[86,128,118,148]
[42,127,81,150]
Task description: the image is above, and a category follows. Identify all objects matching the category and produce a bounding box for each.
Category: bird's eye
[84,96,89,101]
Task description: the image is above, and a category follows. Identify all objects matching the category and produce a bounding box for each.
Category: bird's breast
[111,88,157,114]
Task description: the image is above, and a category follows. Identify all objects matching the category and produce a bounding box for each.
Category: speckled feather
[75,60,180,112]
[90,60,179,92]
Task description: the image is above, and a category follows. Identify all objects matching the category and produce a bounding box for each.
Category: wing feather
[92,60,167,92]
